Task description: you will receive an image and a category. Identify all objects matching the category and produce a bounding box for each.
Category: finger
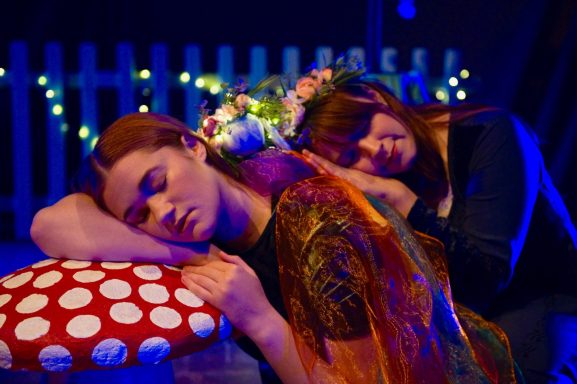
[182,263,227,282]
[181,275,215,302]
[218,251,257,276]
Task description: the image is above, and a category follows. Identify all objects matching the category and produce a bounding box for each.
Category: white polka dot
[0,340,12,369]
[175,288,204,308]
[133,265,163,281]
[66,315,101,338]
[59,288,93,309]
[16,294,49,314]
[219,314,232,339]
[110,302,143,324]
[0,314,6,329]
[0,294,12,308]
[138,337,170,364]
[100,279,131,300]
[61,260,92,269]
[39,345,72,372]
[31,259,59,269]
[0,274,14,284]
[15,317,50,340]
[188,312,215,338]
[92,339,128,367]
[163,264,182,272]
[150,307,181,329]
[3,271,34,289]
[101,262,131,270]
[33,270,63,289]
[73,270,106,283]
[139,283,169,304]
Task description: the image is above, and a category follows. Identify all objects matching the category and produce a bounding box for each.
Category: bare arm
[181,252,309,383]
[30,193,215,266]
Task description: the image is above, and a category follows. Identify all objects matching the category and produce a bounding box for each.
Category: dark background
[1,0,577,222]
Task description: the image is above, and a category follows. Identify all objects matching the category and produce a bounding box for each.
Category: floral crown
[198,55,365,160]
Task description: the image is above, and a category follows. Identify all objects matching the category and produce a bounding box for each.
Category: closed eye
[337,148,360,167]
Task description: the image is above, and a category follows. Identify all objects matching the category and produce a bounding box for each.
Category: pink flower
[321,67,333,82]
[235,94,252,110]
[202,117,218,137]
[295,77,318,100]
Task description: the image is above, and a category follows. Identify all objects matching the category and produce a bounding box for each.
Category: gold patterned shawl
[275,175,517,383]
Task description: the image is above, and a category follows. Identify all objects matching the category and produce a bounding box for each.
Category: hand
[302,150,418,217]
[180,251,276,338]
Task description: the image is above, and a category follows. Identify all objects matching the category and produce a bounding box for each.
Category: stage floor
[0,241,261,384]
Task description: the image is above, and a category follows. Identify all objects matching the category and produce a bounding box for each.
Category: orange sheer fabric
[276,176,517,383]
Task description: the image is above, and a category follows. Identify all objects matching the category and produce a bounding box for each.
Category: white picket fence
[0,41,462,240]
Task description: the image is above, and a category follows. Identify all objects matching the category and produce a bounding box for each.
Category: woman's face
[326,112,417,177]
[102,144,221,243]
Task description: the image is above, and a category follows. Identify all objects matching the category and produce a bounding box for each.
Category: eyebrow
[122,166,160,222]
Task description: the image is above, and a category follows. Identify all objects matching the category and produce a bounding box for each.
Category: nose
[148,194,175,230]
[358,137,387,160]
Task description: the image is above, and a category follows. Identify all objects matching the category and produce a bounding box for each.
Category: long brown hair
[299,79,494,206]
[72,112,239,209]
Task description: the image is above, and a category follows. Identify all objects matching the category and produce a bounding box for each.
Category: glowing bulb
[139,105,149,112]
[209,85,220,95]
[45,90,55,99]
[456,90,467,100]
[0,68,5,76]
[139,69,151,79]
[38,76,48,86]
[448,77,459,87]
[52,104,63,115]
[195,78,206,88]
[271,118,280,125]
[435,90,446,101]
[60,123,69,133]
[90,137,99,149]
[142,88,151,97]
[78,126,90,139]
[460,69,470,79]
[180,72,191,83]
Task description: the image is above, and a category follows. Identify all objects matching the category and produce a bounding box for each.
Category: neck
[212,174,271,252]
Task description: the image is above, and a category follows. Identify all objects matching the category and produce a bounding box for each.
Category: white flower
[221,113,266,156]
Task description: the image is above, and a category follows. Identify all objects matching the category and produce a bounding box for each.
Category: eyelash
[132,175,167,226]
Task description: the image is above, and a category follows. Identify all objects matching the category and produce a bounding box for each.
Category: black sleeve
[408,112,542,313]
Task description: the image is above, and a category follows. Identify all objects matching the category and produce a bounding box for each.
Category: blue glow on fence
[38,76,48,86]
[139,69,151,79]
[142,88,151,97]
[45,89,55,99]
[139,105,149,112]
[397,0,416,19]
[52,104,63,115]
[460,69,470,79]
[448,76,459,86]
[78,126,90,139]
[180,72,191,83]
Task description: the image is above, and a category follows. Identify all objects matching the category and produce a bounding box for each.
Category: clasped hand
[181,251,275,339]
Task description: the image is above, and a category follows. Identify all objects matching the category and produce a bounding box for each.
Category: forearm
[30,193,211,266]
[245,309,309,384]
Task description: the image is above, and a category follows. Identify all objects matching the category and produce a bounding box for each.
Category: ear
[180,134,207,162]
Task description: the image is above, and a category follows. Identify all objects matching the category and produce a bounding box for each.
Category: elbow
[30,207,59,258]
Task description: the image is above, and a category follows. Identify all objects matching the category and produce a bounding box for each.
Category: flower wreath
[198,55,365,160]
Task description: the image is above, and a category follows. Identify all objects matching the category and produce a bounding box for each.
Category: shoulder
[451,109,540,159]
[278,175,363,207]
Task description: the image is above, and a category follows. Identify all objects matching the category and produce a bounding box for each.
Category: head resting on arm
[71,112,240,212]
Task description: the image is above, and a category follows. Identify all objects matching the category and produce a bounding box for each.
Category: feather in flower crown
[198,55,365,160]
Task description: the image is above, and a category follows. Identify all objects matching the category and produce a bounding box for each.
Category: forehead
[101,148,163,219]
